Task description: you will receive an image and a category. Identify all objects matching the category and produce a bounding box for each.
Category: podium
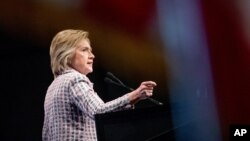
[95,105,175,141]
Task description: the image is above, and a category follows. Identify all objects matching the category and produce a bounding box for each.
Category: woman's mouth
[87,62,93,65]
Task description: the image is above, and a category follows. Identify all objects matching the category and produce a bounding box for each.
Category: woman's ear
[66,54,73,67]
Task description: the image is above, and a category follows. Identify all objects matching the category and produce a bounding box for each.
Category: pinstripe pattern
[42,69,131,141]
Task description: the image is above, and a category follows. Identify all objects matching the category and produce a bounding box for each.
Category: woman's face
[71,39,95,75]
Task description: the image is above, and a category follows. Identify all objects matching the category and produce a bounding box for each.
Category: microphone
[104,72,163,106]
[106,72,126,87]
[104,77,133,91]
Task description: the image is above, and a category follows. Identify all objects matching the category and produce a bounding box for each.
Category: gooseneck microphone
[104,72,163,106]
[104,77,134,91]
[106,72,127,88]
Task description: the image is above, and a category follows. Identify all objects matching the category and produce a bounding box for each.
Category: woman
[42,29,156,141]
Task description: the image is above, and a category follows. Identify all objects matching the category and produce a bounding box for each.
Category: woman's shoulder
[60,69,89,84]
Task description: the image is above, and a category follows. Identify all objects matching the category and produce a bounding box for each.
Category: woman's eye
[82,48,88,51]
[81,47,92,53]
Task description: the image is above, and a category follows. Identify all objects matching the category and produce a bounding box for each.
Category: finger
[140,85,155,92]
[147,92,153,96]
[138,85,147,92]
[141,81,157,87]
[139,87,152,93]
[141,81,156,85]
[138,81,156,92]
[145,90,153,93]
[145,86,154,90]
[141,90,153,97]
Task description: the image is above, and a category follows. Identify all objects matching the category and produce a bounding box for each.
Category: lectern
[95,105,175,141]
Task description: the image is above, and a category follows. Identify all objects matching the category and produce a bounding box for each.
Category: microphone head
[104,77,113,83]
[106,72,115,78]
[106,72,113,76]
[106,72,125,85]
[104,77,121,86]
[104,76,132,91]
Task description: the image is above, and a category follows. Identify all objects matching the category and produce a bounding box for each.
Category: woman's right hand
[127,81,157,104]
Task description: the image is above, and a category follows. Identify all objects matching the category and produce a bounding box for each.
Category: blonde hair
[50,29,89,77]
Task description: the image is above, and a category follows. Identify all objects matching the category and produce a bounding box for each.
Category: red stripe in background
[201,0,250,140]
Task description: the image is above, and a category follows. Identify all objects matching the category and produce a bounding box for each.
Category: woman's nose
[89,51,95,59]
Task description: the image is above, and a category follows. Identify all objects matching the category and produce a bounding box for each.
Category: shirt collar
[61,68,94,88]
